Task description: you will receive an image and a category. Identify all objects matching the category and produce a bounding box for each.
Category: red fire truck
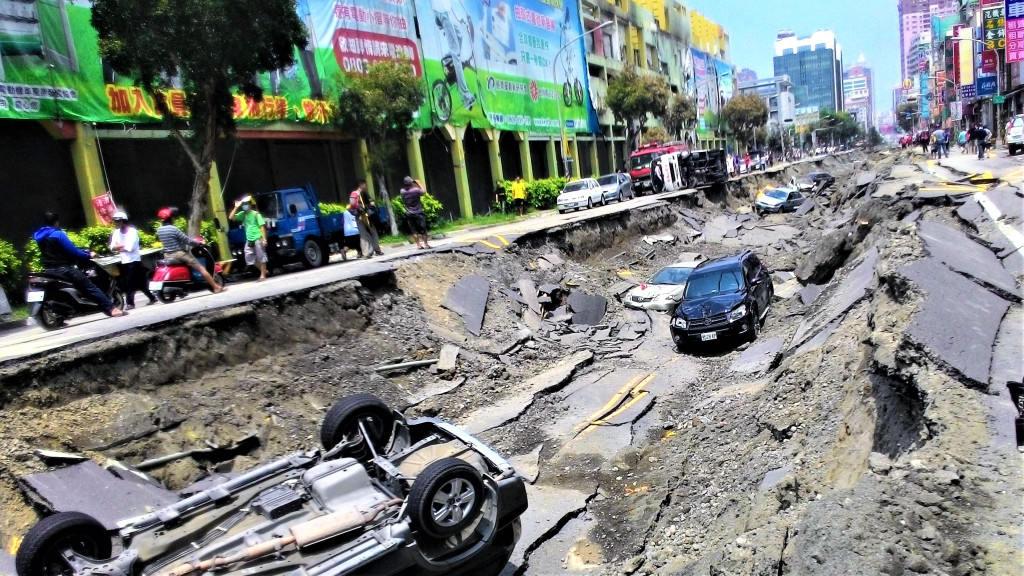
[628,141,687,195]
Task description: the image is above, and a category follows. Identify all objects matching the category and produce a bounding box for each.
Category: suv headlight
[727,305,748,323]
[671,316,687,329]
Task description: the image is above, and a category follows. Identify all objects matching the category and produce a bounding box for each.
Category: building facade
[843,60,875,131]
[738,75,796,124]
[773,30,844,115]
[898,0,958,78]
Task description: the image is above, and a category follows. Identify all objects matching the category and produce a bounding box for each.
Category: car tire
[586,198,593,209]
[302,239,326,268]
[319,393,395,456]
[618,191,625,202]
[558,208,566,214]
[748,305,761,342]
[16,512,111,576]
[408,457,485,539]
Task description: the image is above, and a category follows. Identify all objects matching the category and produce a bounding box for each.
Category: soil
[0,150,1020,576]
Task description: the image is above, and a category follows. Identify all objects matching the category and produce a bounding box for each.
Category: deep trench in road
[0,150,1021,576]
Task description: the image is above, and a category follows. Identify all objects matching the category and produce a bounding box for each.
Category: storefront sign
[981,49,999,73]
[961,83,977,99]
[91,193,117,226]
[1006,0,1024,63]
[983,3,1006,50]
[977,75,999,96]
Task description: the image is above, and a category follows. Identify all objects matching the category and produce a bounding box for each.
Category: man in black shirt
[400,176,432,250]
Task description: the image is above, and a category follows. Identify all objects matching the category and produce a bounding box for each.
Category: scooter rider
[33,211,125,317]
[155,208,224,293]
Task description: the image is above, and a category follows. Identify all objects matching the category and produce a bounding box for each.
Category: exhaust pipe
[155,499,403,576]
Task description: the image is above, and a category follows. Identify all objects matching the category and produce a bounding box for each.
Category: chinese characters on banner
[91,194,117,226]
[1007,0,1024,63]
[983,2,1006,50]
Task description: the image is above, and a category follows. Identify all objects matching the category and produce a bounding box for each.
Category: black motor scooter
[26,261,125,330]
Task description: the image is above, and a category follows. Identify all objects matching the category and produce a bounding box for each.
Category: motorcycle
[26,261,125,330]
[148,244,224,303]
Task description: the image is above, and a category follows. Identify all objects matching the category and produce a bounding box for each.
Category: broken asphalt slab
[20,460,179,530]
[900,258,1010,387]
[917,221,1021,300]
[856,171,877,187]
[731,337,784,374]
[458,351,593,434]
[506,484,597,573]
[569,292,608,326]
[442,275,489,336]
[791,247,878,349]
[509,444,544,484]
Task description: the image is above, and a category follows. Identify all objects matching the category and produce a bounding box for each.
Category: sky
[683,0,901,118]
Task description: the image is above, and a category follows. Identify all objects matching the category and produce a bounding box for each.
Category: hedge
[391,193,444,231]
[499,176,567,210]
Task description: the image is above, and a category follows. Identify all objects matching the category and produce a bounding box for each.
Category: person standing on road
[349,180,384,258]
[651,161,665,193]
[157,208,225,292]
[957,128,968,154]
[228,196,268,280]
[341,205,363,261]
[510,175,527,216]
[34,211,124,317]
[400,176,433,250]
[973,124,992,159]
[109,211,156,309]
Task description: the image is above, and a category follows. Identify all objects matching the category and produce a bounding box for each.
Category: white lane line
[975,192,1024,254]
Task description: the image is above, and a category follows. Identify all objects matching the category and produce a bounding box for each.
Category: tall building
[898,0,957,79]
[738,75,796,124]
[844,58,875,131]
[737,68,758,84]
[773,30,844,114]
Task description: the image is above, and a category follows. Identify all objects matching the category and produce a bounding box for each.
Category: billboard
[412,0,595,133]
[0,0,596,134]
[688,48,730,137]
[1007,0,1024,63]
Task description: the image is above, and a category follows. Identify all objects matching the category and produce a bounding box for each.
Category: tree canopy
[606,67,671,150]
[817,110,863,145]
[663,95,696,141]
[642,126,670,145]
[720,93,768,149]
[335,60,425,234]
[92,0,307,236]
[896,102,918,133]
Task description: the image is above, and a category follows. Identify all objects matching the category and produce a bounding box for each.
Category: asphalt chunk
[441,274,490,336]
[918,221,1021,300]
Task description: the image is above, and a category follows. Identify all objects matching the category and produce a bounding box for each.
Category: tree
[92,0,307,238]
[663,95,696,141]
[606,67,671,152]
[868,126,884,147]
[642,126,670,145]
[897,102,918,133]
[720,93,768,150]
[335,60,425,235]
[817,110,862,145]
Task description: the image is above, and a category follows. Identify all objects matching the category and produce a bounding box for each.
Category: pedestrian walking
[400,176,432,250]
[109,211,155,309]
[510,176,527,216]
[918,131,929,154]
[227,196,268,280]
[341,206,362,261]
[957,129,968,154]
[349,180,384,258]
[973,124,992,159]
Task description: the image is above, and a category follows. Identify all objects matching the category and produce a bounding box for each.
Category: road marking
[975,192,1024,254]
[495,234,510,246]
[574,372,656,436]
[479,240,502,250]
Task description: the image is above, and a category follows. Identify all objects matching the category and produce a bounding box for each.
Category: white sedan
[624,259,703,311]
[557,178,603,213]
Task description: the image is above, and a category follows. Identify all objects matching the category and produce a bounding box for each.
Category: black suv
[669,250,773,350]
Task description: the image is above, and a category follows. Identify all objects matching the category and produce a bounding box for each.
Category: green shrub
[319,202,348,216]
[148,218,218,251]
[391,193,444,231]
[0,239,22,298]
[498,176,567,210]
[22,240,41,274]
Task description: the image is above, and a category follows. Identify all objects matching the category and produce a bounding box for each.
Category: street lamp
[946,36,1005,142]
[554,20,614,178]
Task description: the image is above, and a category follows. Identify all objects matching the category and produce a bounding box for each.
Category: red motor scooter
[149,244,224,302]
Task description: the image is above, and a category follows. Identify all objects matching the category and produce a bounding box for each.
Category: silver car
[595,173,634,203]
[15,394,527,576]
[625,259,703,311]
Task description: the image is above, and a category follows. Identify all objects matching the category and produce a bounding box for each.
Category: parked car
[669,250,773,351]
[1006,114,1024,155]
[795,171,836,195]
[14,394,527,576]
[596,173,634,203]
[557,178,603,213]
[753,186,806,214]
[624,258,703,311]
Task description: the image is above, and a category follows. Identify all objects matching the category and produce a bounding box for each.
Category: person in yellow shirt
[510,175,527,216]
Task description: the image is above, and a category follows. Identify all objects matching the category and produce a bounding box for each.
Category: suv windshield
[631,153,658,169]
[684,269,743,298]
[649,266,694,285]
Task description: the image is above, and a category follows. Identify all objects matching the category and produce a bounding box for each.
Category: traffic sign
[993,95,1006,104]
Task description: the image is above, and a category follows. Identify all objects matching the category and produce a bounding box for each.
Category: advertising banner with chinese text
[688,48,729,137]
[411,0,596,134]
[1006,0,1024,63]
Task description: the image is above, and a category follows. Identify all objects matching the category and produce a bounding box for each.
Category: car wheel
[301,239,326,268]
[748,305,761,342]
[16,512,112,576]
[156,289,177,303]
[618,191,625,202]
[408,458,485,539]
[586,198,593,209]
[558,208,566,214]
[319,393,395,456]
[37,301,66,331]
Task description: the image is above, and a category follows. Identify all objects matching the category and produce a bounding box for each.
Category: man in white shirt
[109,211,156,309]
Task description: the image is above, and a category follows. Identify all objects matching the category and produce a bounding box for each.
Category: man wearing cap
[228,196,268,280]
[109,211,156,309]
[33,211,124,317]
[156,208,224,293]
[349,180,384,258]
[400,176,432,249]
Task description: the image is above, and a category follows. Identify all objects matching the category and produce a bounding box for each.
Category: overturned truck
[658,149,729,192]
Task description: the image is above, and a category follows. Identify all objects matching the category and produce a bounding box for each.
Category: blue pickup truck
[228,185,346,269]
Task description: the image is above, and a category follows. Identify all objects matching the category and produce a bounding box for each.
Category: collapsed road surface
[0,149,1021,576]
